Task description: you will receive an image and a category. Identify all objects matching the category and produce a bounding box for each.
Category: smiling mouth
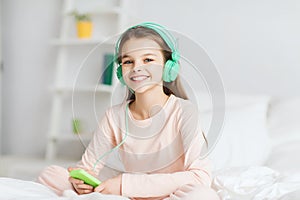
[130,75,150,82]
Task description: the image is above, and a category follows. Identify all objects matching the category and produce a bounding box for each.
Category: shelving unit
[45,0,129,160]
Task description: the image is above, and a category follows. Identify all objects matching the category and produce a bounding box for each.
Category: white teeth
[131,76,149,81]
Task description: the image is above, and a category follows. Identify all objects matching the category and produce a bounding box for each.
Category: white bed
[206,94,300,199]
[0,177,129,200]
[1,94,300,199]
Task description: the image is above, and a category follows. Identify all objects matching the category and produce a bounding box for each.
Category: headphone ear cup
[163,60,179,82]
[116,65,126,85]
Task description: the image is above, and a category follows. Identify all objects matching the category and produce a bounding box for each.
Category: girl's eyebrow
[121,55,130,59]
[142,53,157,57]
[122,53,157,59]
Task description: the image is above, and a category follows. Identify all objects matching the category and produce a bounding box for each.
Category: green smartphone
[69,169,101,187]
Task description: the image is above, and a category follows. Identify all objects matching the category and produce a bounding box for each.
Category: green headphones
[115,22,180,85]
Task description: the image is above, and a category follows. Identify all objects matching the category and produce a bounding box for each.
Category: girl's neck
[129,87,169,120]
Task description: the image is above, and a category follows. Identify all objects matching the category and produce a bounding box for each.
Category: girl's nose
[133,67,142,72]
[132,63,143,72]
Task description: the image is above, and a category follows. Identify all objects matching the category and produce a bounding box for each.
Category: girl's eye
[122,60,133,65]
[144,58,153,63]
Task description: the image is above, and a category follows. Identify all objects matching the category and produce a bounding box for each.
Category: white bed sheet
[1,166,300,200]
[212,166,300,200]
[0,177,129,200]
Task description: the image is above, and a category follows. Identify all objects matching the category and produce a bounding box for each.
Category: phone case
[69,169,101,187]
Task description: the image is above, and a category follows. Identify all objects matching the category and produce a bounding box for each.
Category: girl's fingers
[72,183,94,194]
[69,176,93,194]
[68,167,78,172]
[68,167,98,195]
[76,183,94,190]
[69,177,84,185]
[68,167,82,172]
[94,184,105,193]
[76,188,94,194]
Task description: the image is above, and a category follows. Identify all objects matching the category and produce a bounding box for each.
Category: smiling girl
[38,22,219,200]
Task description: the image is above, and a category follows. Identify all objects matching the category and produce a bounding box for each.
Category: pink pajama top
[76,94,212,199]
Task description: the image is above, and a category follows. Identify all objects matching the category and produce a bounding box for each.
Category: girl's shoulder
[100,102,126,126]
[172,95,198,112]
[104,102,126,117]
[166,95,199,121]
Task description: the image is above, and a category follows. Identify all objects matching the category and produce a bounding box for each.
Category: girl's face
[121,38,165,94]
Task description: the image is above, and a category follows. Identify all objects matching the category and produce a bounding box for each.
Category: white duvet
[1,166,300,200]
[212,166,300,200]
[0,177,129,200]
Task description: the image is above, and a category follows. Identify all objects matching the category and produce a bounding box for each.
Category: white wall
[127,0,300,97]
[1,0,61,156]
[0,0,2,155]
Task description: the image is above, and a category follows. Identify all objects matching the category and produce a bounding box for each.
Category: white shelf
[52,84,114,93]
[49,38,115,46]
[65,7,121,16]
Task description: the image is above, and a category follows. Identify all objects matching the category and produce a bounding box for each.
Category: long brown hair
[116,26,188,101]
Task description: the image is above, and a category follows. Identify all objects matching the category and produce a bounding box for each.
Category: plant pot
[77,21,92,38]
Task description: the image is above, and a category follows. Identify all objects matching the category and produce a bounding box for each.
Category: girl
[38,22,219,200]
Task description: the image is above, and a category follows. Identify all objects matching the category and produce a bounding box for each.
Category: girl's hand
[68,167,95,195]
[94,174,122,195]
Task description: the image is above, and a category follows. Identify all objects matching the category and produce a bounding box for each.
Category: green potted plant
[70,10,93,38]
[72,118,82,134]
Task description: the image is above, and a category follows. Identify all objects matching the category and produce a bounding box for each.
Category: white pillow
[264,97,300,174]
[267,97,300,146]
[196,93,271,171]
